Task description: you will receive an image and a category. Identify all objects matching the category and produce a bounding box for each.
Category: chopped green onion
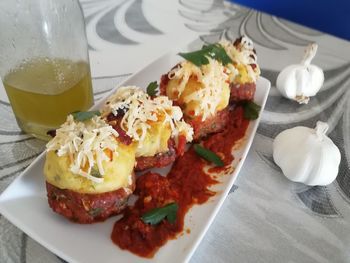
[193,144,224,167]
[141,202,178,225]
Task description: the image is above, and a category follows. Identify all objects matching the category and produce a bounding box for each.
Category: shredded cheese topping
[168,58,230,121]
[168,62,202,98]
[102,86,193,148]
[220,36,260,82]
[46,115,119,183]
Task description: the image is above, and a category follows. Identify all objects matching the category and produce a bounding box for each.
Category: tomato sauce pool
[111,106,250,258]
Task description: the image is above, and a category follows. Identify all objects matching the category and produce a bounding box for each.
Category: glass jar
[0,0,94,140]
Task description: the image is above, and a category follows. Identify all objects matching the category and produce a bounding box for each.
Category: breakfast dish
[44,114,136,223]
[102,86,193,171]
[42,36,263,251]
[0,42,270,263]
[44,36,263,251]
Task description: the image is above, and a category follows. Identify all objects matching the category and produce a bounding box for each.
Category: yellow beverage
[3,57,94,140]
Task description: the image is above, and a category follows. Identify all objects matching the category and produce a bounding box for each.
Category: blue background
[230,0,350,41]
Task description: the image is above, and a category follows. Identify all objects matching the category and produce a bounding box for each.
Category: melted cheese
[46,115,122,183]
[234,64,251,84]
[44,143,135,194]
[167,58,230,121]
[220,36,260,83]
[102,86,193,156]
[135,120,172,157]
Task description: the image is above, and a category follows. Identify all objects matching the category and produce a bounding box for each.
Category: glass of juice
[0,0,93,140]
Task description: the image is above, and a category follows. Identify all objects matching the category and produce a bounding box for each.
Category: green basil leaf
[205,44,232,65]
[179,44,232,67]
[141,202,178,225]
[193,144,224,167]
[146,81,159,96]
[242,101,261,120]
[179,50,209,67]
[71,110,101,121]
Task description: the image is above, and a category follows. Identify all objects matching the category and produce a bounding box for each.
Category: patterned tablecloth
[1,0,350,262]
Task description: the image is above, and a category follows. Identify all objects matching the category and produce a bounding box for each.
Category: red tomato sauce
[111,106,250,258]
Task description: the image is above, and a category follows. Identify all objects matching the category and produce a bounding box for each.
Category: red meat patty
[46,173,135,224]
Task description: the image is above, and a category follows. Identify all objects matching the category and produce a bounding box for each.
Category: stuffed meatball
[160,36,260,140]
[44,114,136,223]
[102,86,193,171]
[160,52,231,140]
[220,36,261,102]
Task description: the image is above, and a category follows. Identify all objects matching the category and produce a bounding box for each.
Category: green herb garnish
[242,101,261,120]
[91,167,102,178]
[179,44,232,67]
[141,202,178,225]
[146,81,158,96]
[71,110,101,121]
[193,144,224,167]
[88,207,103,217]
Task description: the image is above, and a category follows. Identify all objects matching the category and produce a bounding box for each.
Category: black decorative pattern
[296,186,339,216]
[229,184,238,194]
[96,5,139,45]
[259,14,311,46]
[278,18,323,36]
[20,234,27,263]
[256,151,281,172]
[125,0,163,35]
[244,11,286,50]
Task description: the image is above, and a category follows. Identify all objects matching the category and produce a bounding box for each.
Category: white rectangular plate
[0,49,270,263]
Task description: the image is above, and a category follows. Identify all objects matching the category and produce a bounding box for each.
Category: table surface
[1,0,350,262]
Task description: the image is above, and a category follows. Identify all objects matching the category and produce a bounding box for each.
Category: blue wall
[230,0,350,41]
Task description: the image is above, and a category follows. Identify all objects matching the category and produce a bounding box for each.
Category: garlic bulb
[276,43,324,104]
[273,121,341,186]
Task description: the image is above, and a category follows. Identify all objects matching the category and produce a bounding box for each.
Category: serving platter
[0,48,270,263]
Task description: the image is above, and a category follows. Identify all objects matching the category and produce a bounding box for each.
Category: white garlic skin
[276,64,324,103]
[273,122,341,186]
[276,43,324,104]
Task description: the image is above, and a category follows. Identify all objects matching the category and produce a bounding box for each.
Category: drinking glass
[0,0,94,140]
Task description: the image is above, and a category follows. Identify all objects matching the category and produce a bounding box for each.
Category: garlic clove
[273,121,341,186]
[276,43,324,104]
